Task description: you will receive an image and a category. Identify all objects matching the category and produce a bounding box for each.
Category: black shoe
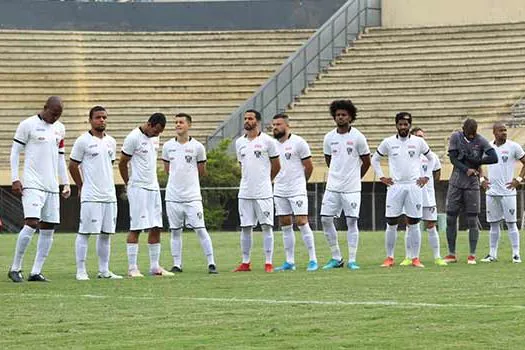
[8,270,24,283]
[208,264,219,274]
[27,273,49,282]
[170,266,183,273]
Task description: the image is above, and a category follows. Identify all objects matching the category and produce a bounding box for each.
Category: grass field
[0,229,523,349]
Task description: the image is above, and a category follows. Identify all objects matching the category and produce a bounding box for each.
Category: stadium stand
[0,29,314,184]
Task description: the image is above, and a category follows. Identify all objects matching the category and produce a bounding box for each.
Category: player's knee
[466,214,478,229]
[426,221,436,229]
[295,216,308,226]
[321,216,333,226]
[386,217,399,226]
[406,217,420,225]
[279,216,293,226]
[24,219,39,229]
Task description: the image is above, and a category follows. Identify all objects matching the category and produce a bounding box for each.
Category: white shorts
[386,183,423,219]
[274,195,308,216]
[422,206,438,222]
[166,201,205,229]
[22,188,60,224]
[128,187,162,230]
[238,198,274,227]
[79,202,117,234]
[486,195,517,223]
[320,190,361,218]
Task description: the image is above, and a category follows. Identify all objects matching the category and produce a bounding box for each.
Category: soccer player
[8,96,71,283]
[480,122,525,263]
[271,113,317,272]
[399,127,447,267]
[371,112,433,268]
[320,100,371,270]
[233,109,280,273]
[119,113,174,277]
[162,113,218,274]
[444,118,497,264]
[69,106,122,280]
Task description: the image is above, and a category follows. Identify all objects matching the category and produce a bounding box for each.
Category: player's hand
[466,168,479,177]
[61,184,71,199]
[416,177,429,187]
[481,179,490,190]
[506,179,521,189]
[380,177,394,186]
[11,180,23,196]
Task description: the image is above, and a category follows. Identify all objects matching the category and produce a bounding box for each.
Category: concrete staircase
[286,22,525,179]
[0,29,314,184]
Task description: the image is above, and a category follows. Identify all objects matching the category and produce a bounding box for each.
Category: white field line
[1,293,525,310]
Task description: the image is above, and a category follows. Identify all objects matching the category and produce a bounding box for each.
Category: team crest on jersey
[296,200,303,208]
[350,202,357,209]
[197,212,203,219]
[510,209,515,215]
[346,147,353,155]
[254,150,262,158]
[285,152,292,160]
[502,155,508,163]
[185,155,192,163]
[408,151,415,157]
[108,150,114,158]
[422,164,428,172]
[263,211,270,217]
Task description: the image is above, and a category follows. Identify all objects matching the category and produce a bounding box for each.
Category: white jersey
[70,131,117,203]
[273,133,311,197]
[121,127,160,191]
[323,127,370,193]
[420,151,441,207]
[376,135,432,183]
[487,140,525,196]
[13,115,66,193]
[162,137,206,202]
[236,132,279,199]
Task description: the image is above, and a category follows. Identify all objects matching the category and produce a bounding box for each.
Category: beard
[273,130,285,139]
[244,123,255,130]
[398,130,409,137]
[94,125,106,132]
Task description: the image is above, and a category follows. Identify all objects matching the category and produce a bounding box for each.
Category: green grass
[0,230,523,349]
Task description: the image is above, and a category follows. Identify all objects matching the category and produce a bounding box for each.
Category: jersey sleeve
[70,137,85,163]
[357,133,371,156]
[419,138,431,156]
[448,132,460,152]
[480,136,493,153]
[376,138,389,157]
[110,138,117,162]
[267,137,279,159]
[298,138,312,160]
[57,124,66,155]
[323,133,331,156]
[515,142,525,160]
[121,133,136,157]
[197,142,207,163]
[235,138,243,162]
[13,120,30,146]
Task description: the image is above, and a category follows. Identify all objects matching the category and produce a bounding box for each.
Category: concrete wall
[382,0,525,28]
[0,0,348,31]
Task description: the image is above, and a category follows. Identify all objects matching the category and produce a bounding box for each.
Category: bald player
[480,122,525,263]
[8,96,71,282]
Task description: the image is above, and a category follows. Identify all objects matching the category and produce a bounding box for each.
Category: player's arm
[57,137,71,199]
[360,154,371,178]
[10,140,24,196]
[68,160,83,193]
[197,161,208,177]
[417,145,433,187]
[358,135,371,178]
[163,160,170,174]
[119,153,131,186]
[371,140,392,185]
[302,157,314,182]
[270,156,280,181]
[480,138,498,165]
[506,153,525,189]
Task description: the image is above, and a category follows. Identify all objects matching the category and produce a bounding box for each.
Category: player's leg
[405,184,424,267]
[401,216,413,265]
[342,192,361,270]
[234,198,256,271]
[503,196,521,262]
[97,202,121,279]
[8,189,42,282]
[481,195,502,262]
[465,189,481,264]
[320,190,344,269]
[75,202,96,280]
[29,192,60,281]
[274,196,296,271]
[382,184,404,267]
[291,195,317,271]
[254,198,275,272]
[147,189,172,276]
[166,201,184,272]
[424,207,446,265]
[444,185,462,262]
[126,187,144,277]
[188,201,217,273]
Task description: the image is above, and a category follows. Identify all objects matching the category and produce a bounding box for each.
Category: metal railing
[207,0,381,149]
[0,187,23,233]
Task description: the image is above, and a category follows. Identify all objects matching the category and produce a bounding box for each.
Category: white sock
[11,225,36,271]
[346,217,359,263]
[97,234,111,274]
[30,229,54,275]
[148,243,161,271]
[127,243,139,270]
[428,226,441,259]
[282,225,295,264]
[75,234,89,274]
[489,222,500,258]
[507,222,520,257]
[322,216,342,261]
[407,224,422,258]
[240,227,252,264]
[385,224,398,258]
[404,228,412,259]
[170,228,183,267]
[262,225,274,264]
[299,223,317,262]
[195,228,215,266]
